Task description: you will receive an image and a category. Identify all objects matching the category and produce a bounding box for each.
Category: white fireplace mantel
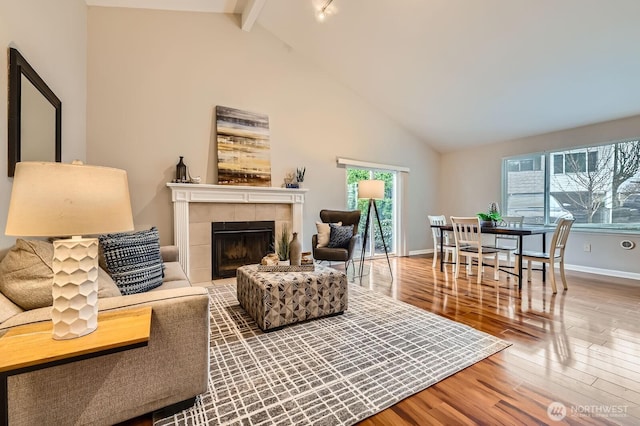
[167,183,308,278]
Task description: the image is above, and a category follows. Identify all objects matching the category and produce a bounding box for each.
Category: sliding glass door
[346,167,396,258]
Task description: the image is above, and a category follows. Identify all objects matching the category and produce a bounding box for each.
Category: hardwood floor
[356,255,640,425]
[126,255,640,425]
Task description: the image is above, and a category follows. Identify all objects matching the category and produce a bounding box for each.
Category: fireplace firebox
[211,221,275,279]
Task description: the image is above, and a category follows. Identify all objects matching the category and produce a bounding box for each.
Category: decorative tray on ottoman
[257,264,315,272]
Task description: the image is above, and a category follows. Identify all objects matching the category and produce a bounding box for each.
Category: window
[588,151,598,172]
[504,155,548,225]
[553,154,564,174]
[346,168,396,257]
[553,151,599,175]
[565,153,586,173]
[507,157,542,172]
[503,139,640,230]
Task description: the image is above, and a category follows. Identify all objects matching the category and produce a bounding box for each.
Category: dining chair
[482,215,524,268]
[517,218,574,293]
[428,215,456,268]
[450,216,500,284]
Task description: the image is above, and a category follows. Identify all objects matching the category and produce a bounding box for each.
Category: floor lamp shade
[5,161,134,339]
[358,180,385,200]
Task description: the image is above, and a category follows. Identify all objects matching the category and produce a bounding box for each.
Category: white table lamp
[5,161,134,339]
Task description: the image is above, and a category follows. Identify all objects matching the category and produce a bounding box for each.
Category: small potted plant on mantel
[477,202,502,227]
[295,167,305,187]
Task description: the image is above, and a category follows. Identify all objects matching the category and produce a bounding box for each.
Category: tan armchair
[312,209,361,271]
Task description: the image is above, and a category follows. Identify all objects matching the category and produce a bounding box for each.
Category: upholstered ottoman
[236,264,348,331]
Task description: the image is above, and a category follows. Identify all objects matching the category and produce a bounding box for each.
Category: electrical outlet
[583,243,591,252]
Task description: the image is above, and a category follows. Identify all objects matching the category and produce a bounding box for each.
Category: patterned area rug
[154,283,510,426]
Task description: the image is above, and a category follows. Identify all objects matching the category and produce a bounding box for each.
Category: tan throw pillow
[316,221,342,247]
[0,239,123,311]
[0,239,54,310]
[98,267,122,298]
[0,290,24,323]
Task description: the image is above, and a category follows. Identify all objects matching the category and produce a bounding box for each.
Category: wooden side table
[0,306,152,426]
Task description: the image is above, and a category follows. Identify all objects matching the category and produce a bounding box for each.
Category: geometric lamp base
[51,237,99,340]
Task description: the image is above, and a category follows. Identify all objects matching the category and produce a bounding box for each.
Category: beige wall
[87,7,439,252]
[441,115,640,276]
[0,0,87,250]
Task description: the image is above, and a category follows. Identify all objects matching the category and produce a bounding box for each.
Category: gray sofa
[0,243,210,426]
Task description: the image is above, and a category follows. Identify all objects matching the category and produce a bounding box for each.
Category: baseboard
[409,249,431,256]
[564,263,640,281]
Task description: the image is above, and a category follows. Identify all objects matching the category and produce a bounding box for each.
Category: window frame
[565,152,586,174]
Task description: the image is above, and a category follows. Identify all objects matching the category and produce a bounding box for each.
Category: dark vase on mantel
[176,156,187,182]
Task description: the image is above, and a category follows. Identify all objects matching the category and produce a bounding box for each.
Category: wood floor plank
[575,343,640,369]
[592,378,640,406]
[504,346,599,385]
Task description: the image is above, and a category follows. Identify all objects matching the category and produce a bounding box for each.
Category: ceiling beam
[241,0,266,32]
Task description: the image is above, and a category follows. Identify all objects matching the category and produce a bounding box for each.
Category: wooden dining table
[433,224,549,290]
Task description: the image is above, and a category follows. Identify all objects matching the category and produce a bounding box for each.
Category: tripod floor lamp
[357,180,393,281]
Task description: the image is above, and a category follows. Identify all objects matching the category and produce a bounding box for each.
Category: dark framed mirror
[8,47,62,177]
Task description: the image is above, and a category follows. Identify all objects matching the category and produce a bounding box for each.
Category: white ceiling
[86,0,640,152]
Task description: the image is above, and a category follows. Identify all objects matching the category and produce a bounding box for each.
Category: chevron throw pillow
[328,224,354,249]
[99,227,164,295]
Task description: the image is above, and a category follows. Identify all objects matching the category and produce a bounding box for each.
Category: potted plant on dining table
[477,202,502,227]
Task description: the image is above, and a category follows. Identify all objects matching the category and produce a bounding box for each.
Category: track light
[315,0,335,22]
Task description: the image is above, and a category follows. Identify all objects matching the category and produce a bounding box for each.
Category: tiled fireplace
[211,220,275,279]
[167,183,307,283]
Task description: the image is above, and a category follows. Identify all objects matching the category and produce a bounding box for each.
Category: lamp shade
[5,161,134,237]
[358,180,385,200]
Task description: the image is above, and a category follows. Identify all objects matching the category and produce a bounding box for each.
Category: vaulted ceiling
[86,0,640,152]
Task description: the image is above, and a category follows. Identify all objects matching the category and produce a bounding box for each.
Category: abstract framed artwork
[216,105,272,186]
